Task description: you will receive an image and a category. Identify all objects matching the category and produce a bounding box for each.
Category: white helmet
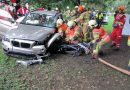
[57,19,63,26]
[66,6,69,9]
[75,6,78,9]
[88,20,97,28]
[67,21,74,28]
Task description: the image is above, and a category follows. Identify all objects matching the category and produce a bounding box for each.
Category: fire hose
[98,58,130,76]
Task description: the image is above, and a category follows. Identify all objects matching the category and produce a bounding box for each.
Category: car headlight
[3,36,10,42]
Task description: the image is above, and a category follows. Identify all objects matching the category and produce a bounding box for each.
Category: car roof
[31,10,59,16]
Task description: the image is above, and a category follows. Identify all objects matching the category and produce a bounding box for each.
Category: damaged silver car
[2,10,63,58]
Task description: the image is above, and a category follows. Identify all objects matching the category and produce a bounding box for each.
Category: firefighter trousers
[111,28,123,47]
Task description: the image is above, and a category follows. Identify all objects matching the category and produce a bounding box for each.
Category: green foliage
[103,16,114,33]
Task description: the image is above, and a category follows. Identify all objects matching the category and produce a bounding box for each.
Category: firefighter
[95,10,103,27]
[88,20,110,59]
[56,19,67,37]
[65,21,83,43]
[111,6,126,50]
[76,7,91,42]
[70,6,80,20]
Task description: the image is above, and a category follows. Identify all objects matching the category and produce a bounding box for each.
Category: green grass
[0,46,28,90]
[0,43,59,90]
[103,15,114,33]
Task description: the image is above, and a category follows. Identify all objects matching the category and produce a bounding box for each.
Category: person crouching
[56,19,67,37]
[65,21,83,44]
[88,20,110,59]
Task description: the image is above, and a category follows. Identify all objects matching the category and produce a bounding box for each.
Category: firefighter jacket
[57,23,67,37]
[79,11,90,24]
[65,26,83,43]
[113,13,126,29]
[92,27,110,55]
[58,23,67,33]
[92,27,110,43]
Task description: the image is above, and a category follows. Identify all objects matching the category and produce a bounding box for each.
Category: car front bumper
[2,40,46,57]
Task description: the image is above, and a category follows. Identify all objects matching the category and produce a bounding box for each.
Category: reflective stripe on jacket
[113,14,126,29]
[96,13,103,20]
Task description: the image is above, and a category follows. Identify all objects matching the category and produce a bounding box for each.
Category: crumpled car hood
[5,24,54,41]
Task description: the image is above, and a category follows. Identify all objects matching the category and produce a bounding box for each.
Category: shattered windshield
[22,13,55,27]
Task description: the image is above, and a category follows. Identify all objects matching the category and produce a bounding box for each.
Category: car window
[22,13,55,27]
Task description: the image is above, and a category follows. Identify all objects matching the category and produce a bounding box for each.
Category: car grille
[12,41,20,47]
[21,43,31,48]
[11,40,34,48]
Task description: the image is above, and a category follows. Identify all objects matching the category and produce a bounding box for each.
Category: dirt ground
[101,36,130,71]
[0,36,130,90]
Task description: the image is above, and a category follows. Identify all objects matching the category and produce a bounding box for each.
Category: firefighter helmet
[67,21,74,28]
[88,20,97,28]
[75,6,78,9]
[57,19,63,26]
[117,5,125,12]
[78,5,84,13]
